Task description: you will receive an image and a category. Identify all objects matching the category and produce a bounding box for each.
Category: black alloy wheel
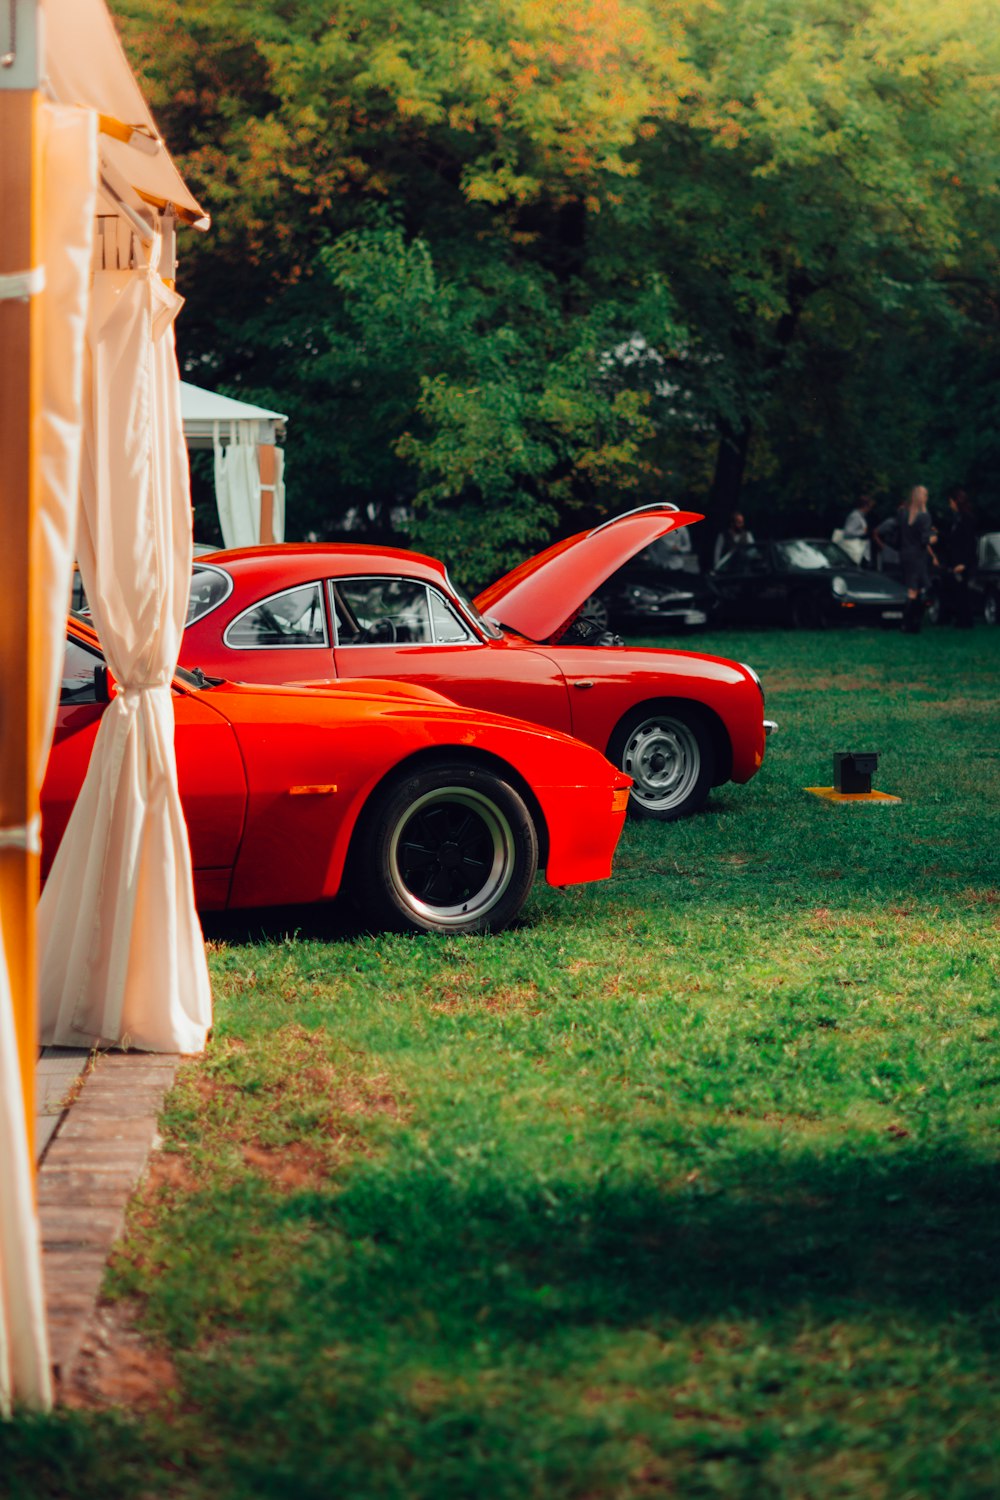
[356,763,538,934]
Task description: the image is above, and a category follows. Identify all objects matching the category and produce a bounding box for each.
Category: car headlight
[739,662,765,703]
[832,575,848,597]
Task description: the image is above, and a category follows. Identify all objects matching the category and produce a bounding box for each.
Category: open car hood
[474,506,703,642]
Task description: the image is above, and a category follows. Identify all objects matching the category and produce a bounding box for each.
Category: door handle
[573,680,594,690]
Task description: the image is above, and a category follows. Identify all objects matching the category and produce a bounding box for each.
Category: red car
[180,506,774,820]
[42,618,631,936]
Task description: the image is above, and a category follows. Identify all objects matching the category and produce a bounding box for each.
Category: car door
[711,544,782,621]
[329,575,573,734]
[43,635,248,909]
[207,578,337,686]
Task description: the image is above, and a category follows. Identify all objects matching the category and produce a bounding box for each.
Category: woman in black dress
[876,485,936,633]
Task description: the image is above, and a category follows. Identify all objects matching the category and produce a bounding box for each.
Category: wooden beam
[258,443,276,544]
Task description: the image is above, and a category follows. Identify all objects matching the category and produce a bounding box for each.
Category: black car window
[225,583,329,648]
[187,564,234,625]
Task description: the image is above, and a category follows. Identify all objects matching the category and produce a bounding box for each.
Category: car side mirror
[94,665,111,703]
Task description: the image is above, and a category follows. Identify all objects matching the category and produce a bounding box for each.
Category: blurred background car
[580,535,716,634]
[708,538,910,627]
[975,532,999,624]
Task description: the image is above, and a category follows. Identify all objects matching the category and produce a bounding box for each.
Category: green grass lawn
[5,626,999,1499]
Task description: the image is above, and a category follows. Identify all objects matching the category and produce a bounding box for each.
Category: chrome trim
[739,662,765,703]
[589,502,679,537]
[223,580,330,650]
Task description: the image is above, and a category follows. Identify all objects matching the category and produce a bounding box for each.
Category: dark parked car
[581,541,715,633]
[975,533,999,624]
[709,538,910,627]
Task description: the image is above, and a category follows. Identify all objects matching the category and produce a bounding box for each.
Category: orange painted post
[258,443,276,544]
[0,83,42,1156]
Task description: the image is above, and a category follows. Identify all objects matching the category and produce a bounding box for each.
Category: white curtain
[0,102,96,1415]
[39,230,212,1054]
[214,422,262,548]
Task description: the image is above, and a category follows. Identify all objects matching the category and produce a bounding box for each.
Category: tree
[112,0,1000,568]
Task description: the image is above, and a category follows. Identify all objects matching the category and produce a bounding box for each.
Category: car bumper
[835,600,906,623]
[537,779,631,886]
[619,605,710,627]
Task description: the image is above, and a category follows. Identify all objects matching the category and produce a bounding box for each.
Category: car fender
[537,644,767,784]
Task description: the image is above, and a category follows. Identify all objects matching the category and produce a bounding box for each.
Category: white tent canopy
[180,382,287,449]
[180,383,287,548]
[42,0,207,227]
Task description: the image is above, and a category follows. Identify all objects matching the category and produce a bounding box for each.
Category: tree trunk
[702,421,752,567]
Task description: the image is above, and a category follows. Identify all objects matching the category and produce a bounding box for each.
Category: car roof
[197,543,451,589]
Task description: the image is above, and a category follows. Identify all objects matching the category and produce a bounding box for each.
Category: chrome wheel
[388,787,515,926]
[622,716,702,814]
[985,591,997,626]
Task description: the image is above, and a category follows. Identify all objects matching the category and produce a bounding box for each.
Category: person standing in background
[942,488,977,628]
[875,485,936,633]
[713,511,754,566]
[839,495,876,565]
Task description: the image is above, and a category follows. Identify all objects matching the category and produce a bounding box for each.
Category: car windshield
[775,539,852,571]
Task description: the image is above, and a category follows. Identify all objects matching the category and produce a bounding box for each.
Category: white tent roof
[180,381,287,448]
[41,0,207,224]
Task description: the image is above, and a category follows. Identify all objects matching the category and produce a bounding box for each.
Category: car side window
[428,589,476,644]
[61,637,103,704]
[187,564,233,625]
[333,578,468,646]
[224,583,329,648]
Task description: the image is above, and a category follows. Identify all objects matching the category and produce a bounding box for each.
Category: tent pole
[0,82,42,1157]
[258,443,276,544]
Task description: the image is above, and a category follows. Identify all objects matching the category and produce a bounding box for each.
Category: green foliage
[111,0,1000,566]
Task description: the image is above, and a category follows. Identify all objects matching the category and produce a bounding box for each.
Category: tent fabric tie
[0,816,41,855]
[0,267,46,300]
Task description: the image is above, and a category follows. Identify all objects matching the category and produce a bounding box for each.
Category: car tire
[985,591,998,626]
[355,763,539,935]
[609,705,715,821]
[581,594,611,632]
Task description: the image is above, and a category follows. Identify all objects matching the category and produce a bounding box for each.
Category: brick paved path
[35,1049,180,1384]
